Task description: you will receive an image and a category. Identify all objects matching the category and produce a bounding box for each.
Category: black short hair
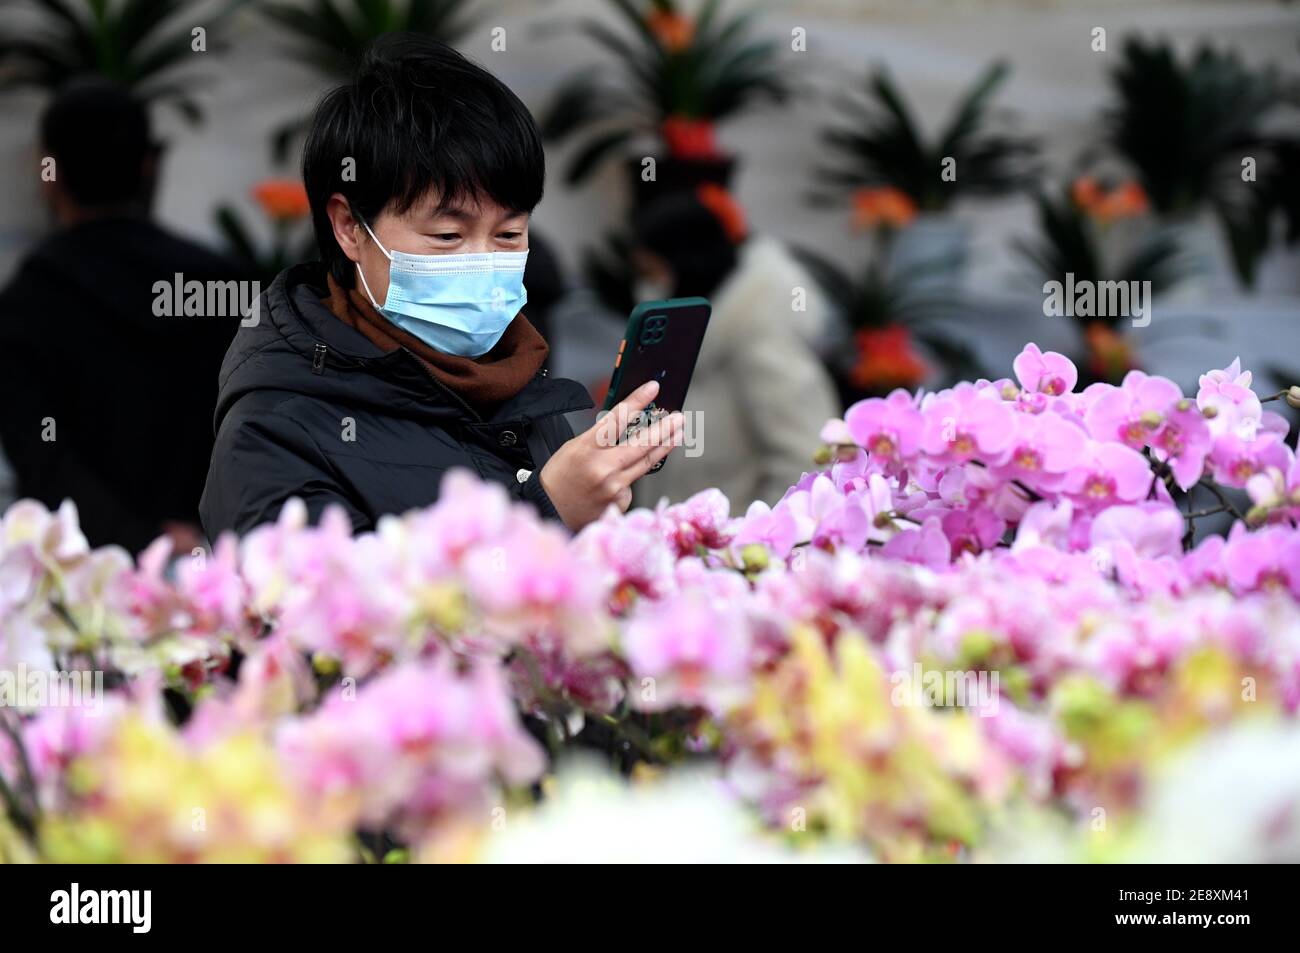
[40,78,151,208]
[302,34,545,285]
[633,192,738,300]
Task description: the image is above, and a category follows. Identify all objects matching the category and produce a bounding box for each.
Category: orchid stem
[1197,479,1246,522]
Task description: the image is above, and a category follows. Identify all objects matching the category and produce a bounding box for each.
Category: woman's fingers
[615,411,684,474]
[590,380,660,448]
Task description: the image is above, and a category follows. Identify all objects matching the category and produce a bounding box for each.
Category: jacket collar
[214,264,592,432]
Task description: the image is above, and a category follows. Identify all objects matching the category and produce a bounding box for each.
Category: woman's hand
[540,380,684,531]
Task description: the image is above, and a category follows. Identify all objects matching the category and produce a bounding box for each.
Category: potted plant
[255,0,479,161]
[1014,177,1194,385]
[540,0,790,201]
[813,60,1038,289]
[1099,36,1293,289]
[0,0,245,125]
[795,213,986,404]
[214,178,317,285]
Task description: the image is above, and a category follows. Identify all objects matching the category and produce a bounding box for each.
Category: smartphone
[602,296,712,413]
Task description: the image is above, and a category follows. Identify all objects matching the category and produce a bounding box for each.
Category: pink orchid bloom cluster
[2,343,1299,862]
[720,544,1300,852]
[770,345,1300,589]
[273,658,546,840]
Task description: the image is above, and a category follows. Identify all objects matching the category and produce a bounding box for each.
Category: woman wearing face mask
[200,36,683,539]
[628,185,839,510]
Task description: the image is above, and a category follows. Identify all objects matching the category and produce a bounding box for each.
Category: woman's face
[630,247,674,302]
[329,191,529,303]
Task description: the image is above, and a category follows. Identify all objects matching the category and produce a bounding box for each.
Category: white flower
[1128,721,1300,863]
[480,760,870,864]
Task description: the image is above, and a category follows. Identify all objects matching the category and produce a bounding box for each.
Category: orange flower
[661,115,719,159]
[1071,176,1149,223]
[1084,323,1135,382]
[1104,181,1149,219]
[696,183,748,243]
[1071,175,1103,211]
[253,179,310,221]
[849,325,929,391]
[850,186,917,231]
[646,10,695,52]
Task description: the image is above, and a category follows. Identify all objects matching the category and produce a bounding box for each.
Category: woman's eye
[497,232,522,241]
[435,233,461,241]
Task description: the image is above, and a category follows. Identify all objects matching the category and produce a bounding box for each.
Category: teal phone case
[602,296,711,413]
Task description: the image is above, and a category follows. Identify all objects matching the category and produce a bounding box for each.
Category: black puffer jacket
[199,263,593,538]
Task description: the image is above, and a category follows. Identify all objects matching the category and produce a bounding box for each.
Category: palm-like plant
[814,61,1038,212]
[257,0,475,75]
[256,0,478,160]
[1015,182,1197,385]
[794,245,985,398]
[1014,185,1195,324]
[214,179,317,284]
[1102,36,1292,287]
[541,0,790,185]
[0,0,244,124]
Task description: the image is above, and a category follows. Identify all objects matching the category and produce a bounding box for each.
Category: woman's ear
[326,193,363,264]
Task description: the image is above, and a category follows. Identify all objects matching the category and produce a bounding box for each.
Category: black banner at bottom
[3,864,1286,940]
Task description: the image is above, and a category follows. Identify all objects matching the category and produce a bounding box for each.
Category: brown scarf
[323,273,548,412]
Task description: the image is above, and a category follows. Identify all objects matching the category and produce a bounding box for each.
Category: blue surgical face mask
[355,219,528,358]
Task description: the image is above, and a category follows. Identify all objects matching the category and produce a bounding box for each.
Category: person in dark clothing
[0,79,242,554]
[199,35,683,540]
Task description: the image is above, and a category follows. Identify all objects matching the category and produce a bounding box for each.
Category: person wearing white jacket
[629,186,839,511]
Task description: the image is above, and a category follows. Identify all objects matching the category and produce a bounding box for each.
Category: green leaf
[565,126,636,185]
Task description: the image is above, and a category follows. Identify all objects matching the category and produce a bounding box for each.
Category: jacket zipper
[400,347,484,423]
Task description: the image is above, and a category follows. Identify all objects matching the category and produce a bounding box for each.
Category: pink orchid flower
[920,383,1017,463]
[1150,398,1213,491]
[992,410,1088,490]
[1013,343,1078,397]
[880,516,952,569]
[1082,371,1183,448]
[845,388,925,466]
[1222,525,1300,597]
[1209,431,1292,489]
[622,588,753,713]
[1062,440,1153,509]
[658,489,735,557]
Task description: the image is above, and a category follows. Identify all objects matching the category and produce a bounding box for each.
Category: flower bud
[813,445,833,466]
[1245,504,1270,527]
[740,543,770,573]
[1286,385,1300,410]
[312,652,341,676]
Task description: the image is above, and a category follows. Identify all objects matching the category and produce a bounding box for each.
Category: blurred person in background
[0,79,241,555]
[200,36,683,540]
[520,229,565,348]
[629,185,838,509]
